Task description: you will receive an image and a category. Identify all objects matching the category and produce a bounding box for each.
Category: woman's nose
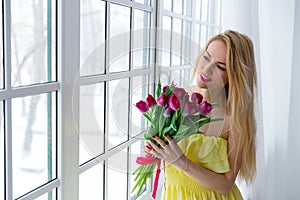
[202,61,215,75]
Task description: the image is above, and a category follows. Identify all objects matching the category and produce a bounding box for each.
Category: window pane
[109,4,130,73]
[200,25,208,48]
[130,140,145,198]
[0,0,3,89]
[80,0,105,76]
[172,18,182,66]
[12,93,56,199]
[215,0,222,26]
[182,21,191,64]
[195,0,201,20]
[132,10,150,70]
[163,0,172,11]
[134,0,150,5]
[11,0,54,87]
[108,78,129,149]
[107,149,128,200]
[80,83,105,164]
[0,102,3,198]
[79,164,104,200]
[183,0,192,16]
[131,76,149,138]
[173,0,182,14]
[201,0,209,22]
[33,190,56,200]
[161,16,171,67]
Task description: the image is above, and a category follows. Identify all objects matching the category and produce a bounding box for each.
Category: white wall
[222,0,299,199]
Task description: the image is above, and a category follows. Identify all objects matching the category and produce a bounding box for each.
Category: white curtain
[222,0,299,199]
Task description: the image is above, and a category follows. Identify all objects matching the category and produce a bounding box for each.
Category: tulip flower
[173,87,187,100]
[191,92,203,105]
[157,94,167,106]
[182,101,198,116]
[200,101,212,115]
[135,100,149,113]
[168,94,181,110]
[146,94,156,108]
[163,105,172,117]
[162,85,169,93]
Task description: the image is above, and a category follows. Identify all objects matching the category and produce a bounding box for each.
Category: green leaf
[156,79,162,98]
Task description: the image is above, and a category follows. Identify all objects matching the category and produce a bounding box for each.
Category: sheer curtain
[222,0,299,199]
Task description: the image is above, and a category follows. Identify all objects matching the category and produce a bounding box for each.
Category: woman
[145,30,257,199]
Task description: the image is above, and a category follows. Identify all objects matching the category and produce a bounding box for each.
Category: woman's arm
[146,133,242,195]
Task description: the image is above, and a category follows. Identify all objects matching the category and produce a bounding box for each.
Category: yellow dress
[161,134,243,200]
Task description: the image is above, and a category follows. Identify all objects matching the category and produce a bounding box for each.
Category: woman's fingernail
[164,133,167,137]
[152,135,156,138]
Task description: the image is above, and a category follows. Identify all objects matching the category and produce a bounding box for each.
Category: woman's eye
[217,65,226,71]
[203,55,210,61]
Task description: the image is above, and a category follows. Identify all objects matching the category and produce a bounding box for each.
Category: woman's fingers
[152,135,167,148]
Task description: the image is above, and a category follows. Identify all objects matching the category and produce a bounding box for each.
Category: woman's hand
[144,133,185,166]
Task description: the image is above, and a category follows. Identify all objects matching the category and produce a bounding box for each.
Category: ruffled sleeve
[178,134,230,173]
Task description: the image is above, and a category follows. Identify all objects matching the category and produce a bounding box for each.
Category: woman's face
[196,40,228,90]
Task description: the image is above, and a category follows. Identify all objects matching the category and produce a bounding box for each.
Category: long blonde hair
[194,30,257,184]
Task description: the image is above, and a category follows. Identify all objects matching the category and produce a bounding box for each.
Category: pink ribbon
[136,156,161,199]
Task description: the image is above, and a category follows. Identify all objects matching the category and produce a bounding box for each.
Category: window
[0,0,222,199]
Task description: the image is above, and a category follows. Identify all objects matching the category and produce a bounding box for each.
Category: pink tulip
[146,94,156,108]
[163,105,172,117]
[173,87,187,100]
[168,94,181,111]
[162,85,169,93]
[135,100,149,113]
[199,101,212,115]
[191,92,203,105]
[157,94,167,106]
[182,101,198,116]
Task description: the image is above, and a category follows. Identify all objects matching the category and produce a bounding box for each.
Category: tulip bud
[135,100,149,113]
[146,94,156,108]
[163,105,172,117]
[162,85,169,93]
[191,92,203,105]
[157,94,167,106]
[199,101,212,115]
[182,101,198,116]
[168,94,181,111]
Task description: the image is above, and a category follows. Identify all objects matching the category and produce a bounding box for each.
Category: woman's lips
[200,73,212,82]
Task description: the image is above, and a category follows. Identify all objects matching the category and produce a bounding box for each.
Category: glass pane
[0,0,3,89]
[12,93,56,199]
[172,18,182,66]
[163,0,172,11]
[80,83,105,164]
[195,0,201,20]
[215,0,222,26]
[133,10,150,70]
[34,190,56,200]
[200,25,208,48]
[131,76,148,138]
[11,0,54,87]
[161,16,171,67]
[109,4,130,73]
[183,0,192,16]
[134,0,150,5]
[107,149,128,200]
[80,0,105,76]
[173,0,182,14]
[0,102,3,198]
[108,78,129,149]
[130,140,145,198]
[170,70,182,86]
[79,164,103,200]
[201,0,208,22]
[182,21,191,65]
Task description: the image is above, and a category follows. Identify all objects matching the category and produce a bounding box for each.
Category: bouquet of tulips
[131,80,222,198]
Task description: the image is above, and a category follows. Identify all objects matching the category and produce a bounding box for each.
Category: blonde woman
[145,30,257,199]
